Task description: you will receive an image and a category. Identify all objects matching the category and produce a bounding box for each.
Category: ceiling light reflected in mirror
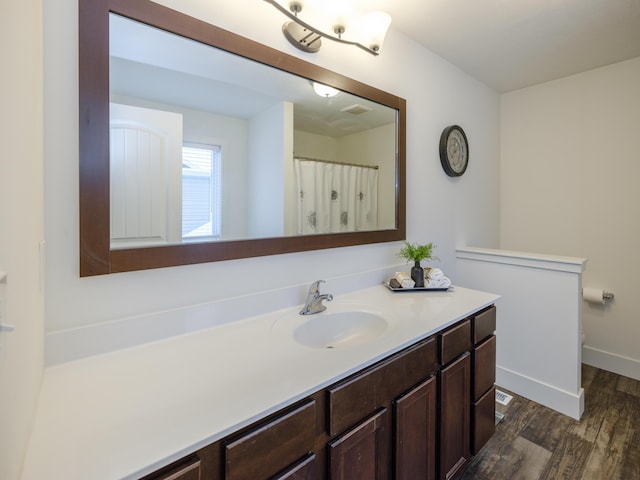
[312,82,340,98]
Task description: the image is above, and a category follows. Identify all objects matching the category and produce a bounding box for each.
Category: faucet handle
[308,279,325,294]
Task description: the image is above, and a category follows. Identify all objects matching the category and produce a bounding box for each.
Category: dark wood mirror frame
[79,0,406,277]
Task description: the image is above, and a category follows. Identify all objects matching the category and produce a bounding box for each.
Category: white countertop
[21,285,499,480]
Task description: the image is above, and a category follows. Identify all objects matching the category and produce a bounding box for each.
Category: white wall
[247,102,290,238]
[294,130,338,161]
[0,1,45,479]
[457,248,586,419]
[500,57,640,379]
[43,0,500,335]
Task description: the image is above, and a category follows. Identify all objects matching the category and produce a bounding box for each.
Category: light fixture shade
[354,11,391,52]
[312,82,340,98]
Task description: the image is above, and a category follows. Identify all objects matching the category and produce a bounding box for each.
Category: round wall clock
[439,125,469,177]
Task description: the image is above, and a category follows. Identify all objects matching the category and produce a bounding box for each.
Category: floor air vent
[495,389,513,406]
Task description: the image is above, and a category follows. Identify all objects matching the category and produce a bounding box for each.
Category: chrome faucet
[300,280,333,315]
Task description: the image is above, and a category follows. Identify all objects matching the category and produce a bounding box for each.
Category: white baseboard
[496,365,584,420]
[582,346,640,381]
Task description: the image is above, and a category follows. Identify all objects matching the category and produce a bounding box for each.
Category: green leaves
[398,241,437,264]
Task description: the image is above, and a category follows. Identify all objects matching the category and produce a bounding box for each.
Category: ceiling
[111,14,396,137]
[369,0,640,92]
[110,1,640,128]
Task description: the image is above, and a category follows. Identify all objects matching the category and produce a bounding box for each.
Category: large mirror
[79,0,406,276]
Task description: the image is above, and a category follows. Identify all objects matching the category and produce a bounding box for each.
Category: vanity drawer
[225,399,316,480]
[439,319,471,366]
[144,456,201,480]
[472,306,496,345]
[327,337,437,436]
[473,335,496,400]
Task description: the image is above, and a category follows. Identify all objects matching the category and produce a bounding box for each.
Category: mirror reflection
[109,13,398,249]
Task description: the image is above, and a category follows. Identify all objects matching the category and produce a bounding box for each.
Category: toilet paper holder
[582,287,614,303]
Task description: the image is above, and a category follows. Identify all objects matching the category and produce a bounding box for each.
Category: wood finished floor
[461,365,640,480]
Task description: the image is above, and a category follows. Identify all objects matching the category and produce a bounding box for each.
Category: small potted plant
[398,241,437,287]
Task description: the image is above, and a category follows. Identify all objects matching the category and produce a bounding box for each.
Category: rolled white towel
[427,268,445,280]
[426,276,451,289]
[394,271,415,289]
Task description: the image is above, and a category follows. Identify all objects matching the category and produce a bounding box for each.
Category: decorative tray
[383,281,451,292]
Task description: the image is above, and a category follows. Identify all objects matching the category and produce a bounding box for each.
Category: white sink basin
[273,304,393,349]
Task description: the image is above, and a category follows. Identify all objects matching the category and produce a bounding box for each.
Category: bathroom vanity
[143,305,496,480]
[21,285,498,480]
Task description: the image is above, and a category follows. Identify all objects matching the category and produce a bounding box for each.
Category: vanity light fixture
[312,82,340,98]
[264,0,391,55]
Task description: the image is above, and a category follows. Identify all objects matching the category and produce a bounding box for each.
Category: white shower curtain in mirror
[294,158,378,235]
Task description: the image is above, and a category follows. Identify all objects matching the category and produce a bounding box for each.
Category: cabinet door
[394,376,437,480]
[472,385,496,455]
[439,352,471,480]
[473,335,496,400]
[328,409,389,480]
[271,453,317,480]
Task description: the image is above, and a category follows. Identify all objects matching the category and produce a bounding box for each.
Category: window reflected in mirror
[182,144,221,241]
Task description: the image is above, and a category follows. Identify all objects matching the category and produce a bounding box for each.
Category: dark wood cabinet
[327,336,437,479]
[142,456,201,480]
[473,335,496,401]
[141,305,497,480]
[328,409,389,479]
[438,304,496,480]
[471,306,497,456]
[394,376,437,480]
[327,336,437,437]
[439,319,471,366]
[270,453,317,480]
[225,399,316,480]
[472,306,496,345]
[439,352,471,480]
[472,385,496,455]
